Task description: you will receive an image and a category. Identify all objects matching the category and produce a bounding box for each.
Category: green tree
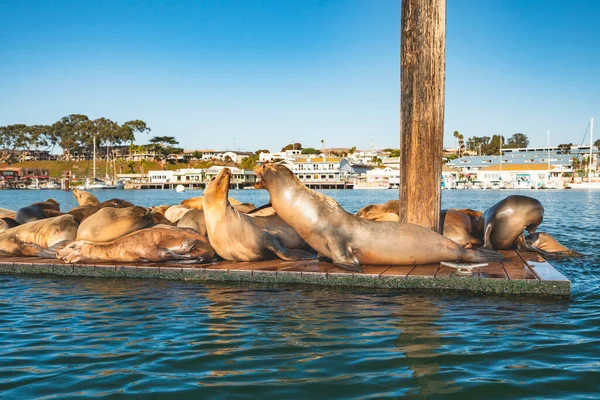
[192,151,203,160]
[281,143,302,151]
[350,146,357,154]
[52,114,92,160]
[301,148,319,155]
[389,149,400,158]
[240,154,259,169]
[148,136,181,166]
[505,133,529,148]
[121,120,151,160]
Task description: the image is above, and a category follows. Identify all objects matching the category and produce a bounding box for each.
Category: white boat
[568,118,599,189]
[175,184,186,192]
[353,182,390,190]
[84,178,120,190]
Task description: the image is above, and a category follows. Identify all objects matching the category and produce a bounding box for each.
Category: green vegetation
[0,114,150,163]
[301,148,319,155]
[281,143,302,151]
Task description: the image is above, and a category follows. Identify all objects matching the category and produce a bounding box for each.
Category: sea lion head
[254,164,295,188]
[72,190,99,206]
[44,198,61,210]
[356,204,378,219]
[203,168,231,208]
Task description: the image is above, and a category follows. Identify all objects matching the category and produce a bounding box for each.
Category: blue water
[1,189,599,398]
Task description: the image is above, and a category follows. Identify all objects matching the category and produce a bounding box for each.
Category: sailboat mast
[93,134,96,179]
[590,118,594,182]
[547,130,550,172]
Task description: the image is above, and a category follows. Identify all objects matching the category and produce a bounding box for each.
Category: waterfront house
[259,149,302,162]
[287,156,344,184]
[204,166,256,186]
[475,163,563,188]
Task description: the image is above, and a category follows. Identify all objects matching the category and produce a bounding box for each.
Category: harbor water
[0,189,599,398]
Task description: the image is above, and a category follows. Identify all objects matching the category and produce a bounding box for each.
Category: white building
[285,156,344,183]
[149,170,175,183]
[204,166,256,185]
[259,149,302,162]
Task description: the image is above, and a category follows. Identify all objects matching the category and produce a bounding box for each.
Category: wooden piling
[399,0,446,232]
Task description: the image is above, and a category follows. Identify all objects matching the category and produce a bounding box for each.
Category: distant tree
[52,114,93,160]
[255,149,269,156]
[594,139,600,148]
[193,151,203,160]
[148,136,180,166]
[505,133,529,149]
[389,149,400,158]
[281,143,302,151]
[240,154,259,170]
[453,130,460,150]
[458,134,465,157]
[301,148,319,155]
[224,155,233,164]
[371,156,382,166]
[127,160,136,174]
[121,120,150,159]
[558,143,573,154]
[349,146,357,154]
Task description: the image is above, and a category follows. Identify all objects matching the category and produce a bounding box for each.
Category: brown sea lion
[526,232,581,257]
[0,217,19,233]
[164,205,192,223]
[72,189,99,206]
[254,164,500,271]
[15,199,63,224]
[478,195,544,251]
[150,205,170,215]
[356,200,399,219]
[0,208,17,218]
[441,209,483,248]
[182,196,242,210]
[246,203,276,217]
[76,206,154,242]
[232,203,256,213]
[176,209,207,236]
[0,215,78,257]
[57,225,214,264]
[204,168,315,262]
[374,213,399,222]
[68,199,136,223]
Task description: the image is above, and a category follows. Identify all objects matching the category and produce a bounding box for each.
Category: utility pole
[399,0,446,232]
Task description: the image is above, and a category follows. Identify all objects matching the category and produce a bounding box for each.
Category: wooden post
[399,0,446,232]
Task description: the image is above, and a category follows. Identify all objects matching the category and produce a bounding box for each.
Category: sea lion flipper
[266,241,316,261]
[328,242,361,272]
[483,223,493,249]
[37,240,71,258]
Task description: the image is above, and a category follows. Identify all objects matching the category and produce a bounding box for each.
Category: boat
[568,117,600,189]
[84,178,119,190]
[175,184,186,193]
[353,181,390,190]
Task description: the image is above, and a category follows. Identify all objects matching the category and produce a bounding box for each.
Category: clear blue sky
[1,0,599,152]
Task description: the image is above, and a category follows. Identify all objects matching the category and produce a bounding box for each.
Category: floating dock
[0,250,569,297]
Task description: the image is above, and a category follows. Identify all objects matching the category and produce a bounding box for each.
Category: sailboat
[568,118,600,189]
[84,135,123,190]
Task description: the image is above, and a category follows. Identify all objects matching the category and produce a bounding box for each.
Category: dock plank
[381,266,414,277]
[518,251,570,282]
[479,261,508,279]
[408,264,439,278]
[361,266,390,276]
[435,265,454,278]
[500,250,537,280]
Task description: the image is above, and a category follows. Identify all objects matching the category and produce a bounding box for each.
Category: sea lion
[164,205,192,223]
[0,217,20,233]
[150,205,170,215]
[203,168,315,262]
[441,209,483,248]
[182,196,242,210]
[356,203,483,247]
[16,199,63,224]
[254,164,500,271]
[0,208,17,218]
[76,206,154,242]
[232,203,256,213]
[68,199,136,223]
[176,209,207,236]
[0,215,78,257]
[72,189,99,206]
[356,200,399,219]
[246,203,277,217]
[374,213,399,222]
[478,195,544,251]
[57,225,214,264]
[526,232,581,257]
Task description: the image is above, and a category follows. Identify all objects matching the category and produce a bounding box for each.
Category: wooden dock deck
[0,250,570,296]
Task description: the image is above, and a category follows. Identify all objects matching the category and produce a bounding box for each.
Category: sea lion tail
[460,247,502,263]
